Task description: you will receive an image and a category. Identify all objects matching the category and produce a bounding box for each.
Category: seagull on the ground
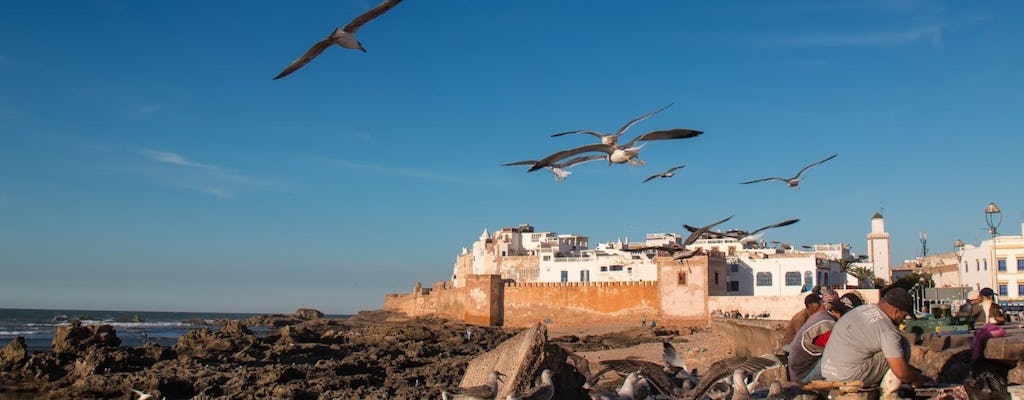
[442,370,504,400]
[273,0,403,80]
[635,215,733,261]
[588,371,647,400]
[596,358,682,397]
[551,103,673,146]
[642,164,686,183]
[740,154,837,190]
[528,128,703,172]
[663,341,699,389]
[686,356,780,400]
[130,389,154,400]
[505,369,554,400]
[730,369,754,400]
[504,155,605,182]
[685,218,799,246]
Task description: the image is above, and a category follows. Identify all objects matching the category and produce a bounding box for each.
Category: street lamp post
[985,202,1002,290]
[953,239,965,289]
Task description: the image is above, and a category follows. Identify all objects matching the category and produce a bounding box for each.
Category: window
[984,259,988,270]
[728,281,739,291]
[1018,259,1024,271]
[714,272,719,285]
[677,271,688,285]
[730,264,739,273]
[609,265,623,272]
[785,272,801,286]
[804,271,813,289]
[976,260,980,271]
[998,259,1006,271]
[543,256,551,261]
[627,267,633,274]
[580,270,590,282]
[1019,283,1024,297]
[998,284,1008,296]
[756,272,772,286]
[560,271,568,282]
[964,261,968,273]
[600,266,608,272]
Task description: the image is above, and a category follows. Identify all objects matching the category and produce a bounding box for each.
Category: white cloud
[139,149,221,171]
[135,148,290,198]
[770,25,942,48]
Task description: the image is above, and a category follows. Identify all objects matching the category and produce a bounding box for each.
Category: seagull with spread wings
[527,128,703,172]
[635,215,733,261]
[503,155,604,182]
[274,0,403,80]
[685,219,799,246]
[642,164,686,183]
[550,103,673,146]
[740,154,837,190]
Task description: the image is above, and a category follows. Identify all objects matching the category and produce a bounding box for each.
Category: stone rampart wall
[503,281,659,328]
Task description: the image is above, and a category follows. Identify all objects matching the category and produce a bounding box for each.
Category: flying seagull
[685,219,799,246]
[740,154,837,190]
[636,215,733,260]
[503,155,604,182]
[528,128,703,172]
[273,0,403,80]
[642,164,686,183]
[551,103,673,146]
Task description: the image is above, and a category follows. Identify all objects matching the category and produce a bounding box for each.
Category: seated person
[963,287,1006,325]
[957,290,979,317]
[788,292,864,383]
[820,288,933,388]
[782,293,823,350]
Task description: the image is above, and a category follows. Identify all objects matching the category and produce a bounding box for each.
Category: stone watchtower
[867,212,892,283]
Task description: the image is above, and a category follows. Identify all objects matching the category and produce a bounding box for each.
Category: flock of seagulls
[440,342,797,400]
[267,3,844,398]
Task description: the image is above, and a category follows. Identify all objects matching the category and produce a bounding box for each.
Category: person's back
[782,293,823,346]
[820,303,904,384]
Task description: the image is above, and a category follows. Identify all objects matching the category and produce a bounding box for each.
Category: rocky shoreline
[0,309,687,399]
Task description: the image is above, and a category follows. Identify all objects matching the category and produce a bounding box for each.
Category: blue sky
[1,1,1022,314]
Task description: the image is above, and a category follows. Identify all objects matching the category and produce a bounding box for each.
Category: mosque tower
[866,212,892,283]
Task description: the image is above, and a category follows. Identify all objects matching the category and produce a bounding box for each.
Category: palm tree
[835,255,874,288]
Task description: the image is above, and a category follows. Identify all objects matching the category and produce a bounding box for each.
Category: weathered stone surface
[51,324,121,355]
[459,323,547,399]
[293,308,324,319]
[713,319,784,356]
[0,336,28,370]
[1009,360,1024,385]
[983,333,1024,360]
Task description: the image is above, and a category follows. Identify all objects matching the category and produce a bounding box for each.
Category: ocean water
[0,308,262,353]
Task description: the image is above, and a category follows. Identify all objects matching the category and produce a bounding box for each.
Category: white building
[866,212,892,283]
[959,222,1024,300]
[537,242,659,283]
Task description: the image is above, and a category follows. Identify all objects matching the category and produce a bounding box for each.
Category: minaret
[866,212,891,283]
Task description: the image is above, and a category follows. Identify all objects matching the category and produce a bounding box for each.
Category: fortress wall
[502,281,659,327]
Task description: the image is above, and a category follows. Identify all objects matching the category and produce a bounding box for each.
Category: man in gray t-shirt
[820,288,933,388]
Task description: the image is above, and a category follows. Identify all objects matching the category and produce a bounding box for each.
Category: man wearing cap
[957,290,980,318]
[820,288,933,388]
[788,292,864,383]
[963,288,1006,325]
